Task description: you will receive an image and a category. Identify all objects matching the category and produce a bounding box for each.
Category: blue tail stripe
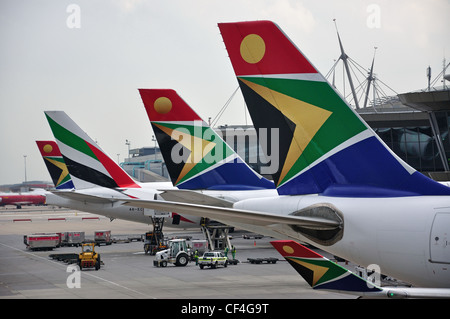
[177,160,275,190]
[278,137,450,197]
[315,273,382,293]
[56,180,75,190]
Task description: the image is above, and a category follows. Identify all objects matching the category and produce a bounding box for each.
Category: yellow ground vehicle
[78,243,101,270]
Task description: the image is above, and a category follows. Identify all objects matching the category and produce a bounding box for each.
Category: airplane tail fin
[219,21,450,197]
[36,140,74,189]
[272,240,450,299]
[271,240,383,296]
[138,88,274,190]
[44,111,140,189]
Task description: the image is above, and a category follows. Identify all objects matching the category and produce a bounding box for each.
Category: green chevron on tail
[36,140,74,189]
[219,20,450,197]
[139,89,275,190]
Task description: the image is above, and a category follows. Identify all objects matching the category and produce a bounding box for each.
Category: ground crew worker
[231,245,236,259]
[194,250,199,265]
[224,246,229,257]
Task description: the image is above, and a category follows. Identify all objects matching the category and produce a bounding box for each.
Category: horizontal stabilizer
[51,190,120,204]
[158,189,234,207]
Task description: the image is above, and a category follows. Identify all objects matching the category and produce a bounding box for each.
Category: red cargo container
[25,233,60,250]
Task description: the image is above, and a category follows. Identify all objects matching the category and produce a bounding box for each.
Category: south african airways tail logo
[271,240,382,293]
[139,89,275,190]
[219,20,450,197]
[36,141,74,190]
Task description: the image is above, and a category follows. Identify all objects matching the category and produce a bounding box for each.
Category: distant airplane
[0,190,46,209]
[121,21,450,290]
[271,240,450,298]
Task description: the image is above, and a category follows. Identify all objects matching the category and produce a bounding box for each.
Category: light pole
[23,155,27,183]
[152,135,157,160]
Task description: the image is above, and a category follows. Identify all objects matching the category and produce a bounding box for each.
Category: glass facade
[435,111,450,166]
[375,111,450,172]
[375,126,443,171]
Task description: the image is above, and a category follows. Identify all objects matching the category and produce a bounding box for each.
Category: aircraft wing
[51,190,121,204]
[53,189,235,208]
[53,190,338,228]
[158,189,234,207]
[271,240,450,299]
[122,198,340,228]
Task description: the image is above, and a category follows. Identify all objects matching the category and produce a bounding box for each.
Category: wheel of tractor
[95,255,101,270]
[175,253,188,267]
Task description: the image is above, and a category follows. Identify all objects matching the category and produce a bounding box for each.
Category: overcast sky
[1,0,449,185]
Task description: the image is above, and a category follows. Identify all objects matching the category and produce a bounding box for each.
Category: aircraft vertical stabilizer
[271,240,383,296]
[219,21,450,197]
[44,111,140,190]
[271,240,450,298]
[36,140,74,189]
[139,88,275,190]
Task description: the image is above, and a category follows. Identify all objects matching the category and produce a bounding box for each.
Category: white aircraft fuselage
[47,185,278,229]
[45,192,190,225]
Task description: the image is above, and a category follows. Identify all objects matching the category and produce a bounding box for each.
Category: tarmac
[0,206,354,300]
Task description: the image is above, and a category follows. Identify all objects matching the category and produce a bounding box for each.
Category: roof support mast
[334,19,360,109]
[363,47,377,109]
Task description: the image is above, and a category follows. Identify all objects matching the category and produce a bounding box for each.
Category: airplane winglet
[270,240,383,296]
